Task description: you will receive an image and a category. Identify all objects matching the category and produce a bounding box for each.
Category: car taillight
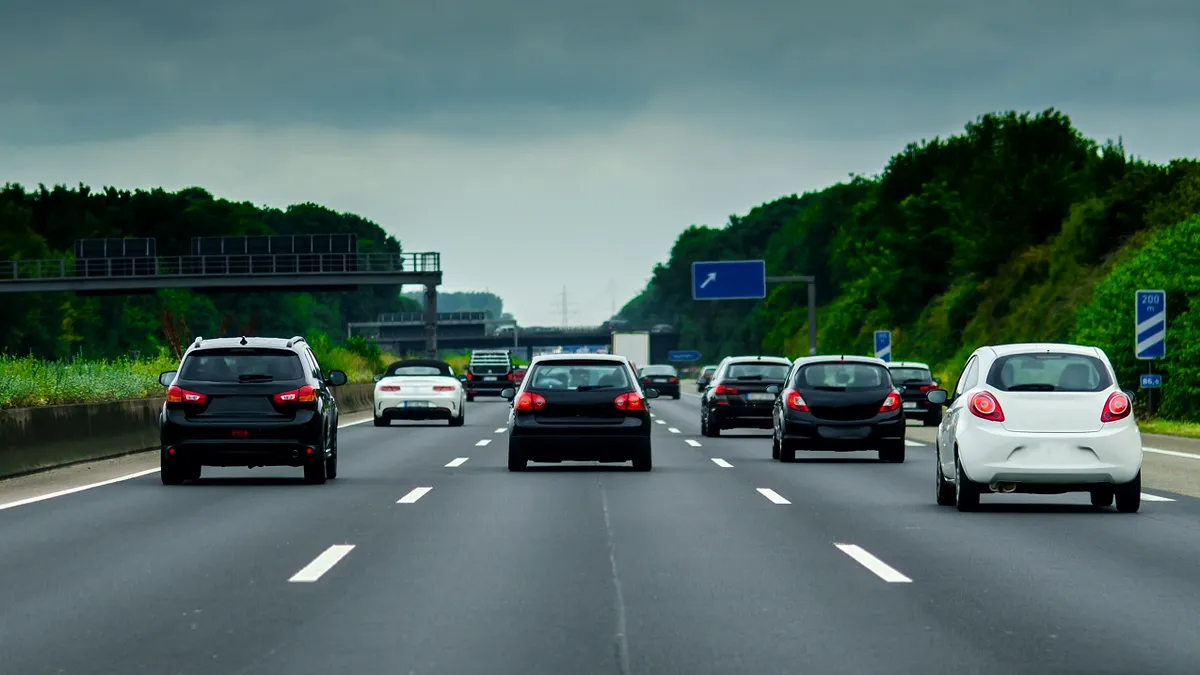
[507,372,514,380]
[515,392,546,411]
[166,385,208,404]
[1101,392,1132,422]
[432,385,455,392]
[614,392,647,411]
[879,391,902,413]
[466,373,473,380]
[668,377,679,383]
[379,385,401,392]
[969,391,1004,421]
[919,383,937,392]
[785,389,808,412]
[274,385,316,404]
[714,384,739,395]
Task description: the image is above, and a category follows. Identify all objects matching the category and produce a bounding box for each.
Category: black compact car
[700,356,792,436]
[695,365,717,391]
[158,336,348,485]
[768,355,912,463]
[501,354,658,471]
[465,349,515,400]
[639,364,681,399]
[886,361,941,426]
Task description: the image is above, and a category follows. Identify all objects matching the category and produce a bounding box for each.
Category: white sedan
[930,343,1142,512]
[373,360,467,427]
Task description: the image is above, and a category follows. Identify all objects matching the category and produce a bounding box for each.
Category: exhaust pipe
[990,482,1017,493]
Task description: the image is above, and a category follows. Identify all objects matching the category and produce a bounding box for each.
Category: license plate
[404,401,430,407]
[746,393,774,401]
[484,376,497,381]
[903,402,917,409]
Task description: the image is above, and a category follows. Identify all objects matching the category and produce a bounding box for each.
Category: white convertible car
[373,360,467,427]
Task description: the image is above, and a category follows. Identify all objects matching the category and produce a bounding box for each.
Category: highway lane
[1,396,1199,672]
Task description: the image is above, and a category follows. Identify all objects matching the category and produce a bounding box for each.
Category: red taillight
[466,373,473,380]
[379,385,401,392]
[1101,392,1132,422]
[507,372,514,380]
[919,383,937,392]
[880,391,902,413]
[432,385,455,392]
[969,392,1004,421]
[614,392,647,411]
[714,384,739,395]
[785,389,808,412]
[167,385,208,404]
[668,377,679,383]
[274,385,316,404]
[515,392,547,411]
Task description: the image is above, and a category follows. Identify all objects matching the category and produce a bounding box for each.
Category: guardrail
[0,252,440,282]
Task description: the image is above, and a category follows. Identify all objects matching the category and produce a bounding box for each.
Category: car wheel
[507,441,527,472]
[186,462,202,482]
[954,450,981,512]
[449,406,465,427]
[935,443,955,506]
[879,441,905,463]
[324,432,338,480]
[466,394,476,402]
[373,415,387,427]
[304,455,328,484]
[672,393,680,400]
[632,441,652,471]
[160,453,186,485]
[705,410,721,437]
[1090,489,1113,507]
[923,414,941,427]
[1114,472,1141,513]
[771,427,781,460]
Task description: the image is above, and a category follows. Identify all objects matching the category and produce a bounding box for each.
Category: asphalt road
[3,395,1200,674]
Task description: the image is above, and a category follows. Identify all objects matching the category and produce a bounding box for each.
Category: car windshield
[726,363,789,380]
[987,352,1112,392]
[798,362,889,389]
[889,367,932,383]
[180,348,304,382]
[528,361,632,391]
[641,366,676,376]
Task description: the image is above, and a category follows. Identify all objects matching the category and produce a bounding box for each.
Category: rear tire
[923,414,941,427]
[954,451,981,512]
[160,453,186,485]
[1090,489,1113,507]
[507,442,527,472]
[935,444,955,506]
[449,406,465,427]
[466,394,476,402]
[186,462,202,482]
[771,428,781,460]
[373,415,387,427]
[672,393,680,400]
[304,456,327,484]
[1115,472,1141,513]
[632,441,652,471]
[879,441,905,463]
[324,432,338,480]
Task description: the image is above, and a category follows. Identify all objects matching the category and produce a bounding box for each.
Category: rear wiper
[1006,384,1057,391]
[238,374,274,382]
[577,385,616,391]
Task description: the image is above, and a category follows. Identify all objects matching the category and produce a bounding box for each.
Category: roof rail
[286,335,306,348]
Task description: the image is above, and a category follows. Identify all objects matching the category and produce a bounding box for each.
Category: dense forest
[618,109,1200,421]
[0,184,423,359]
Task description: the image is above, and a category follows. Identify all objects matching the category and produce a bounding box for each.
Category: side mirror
[926,389,948,405]
[159,371,177,387]
[645,388,660,399]
[500,388,516,400]
[1123,389,1136,402]
[373,374,383,382]
[765,385,781,395]
[326,370,348,387]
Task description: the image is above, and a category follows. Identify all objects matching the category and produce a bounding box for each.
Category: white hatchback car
[929,343,1142,512]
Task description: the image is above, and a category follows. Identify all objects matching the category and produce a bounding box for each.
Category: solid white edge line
[288,544,356,583]
[834,544,912,583]
[338,418,370,429]
[476,439,492,446]
[445,457,469,468]
[1144,447,1200,460]
[397,487,433,504]
[711,458,734,468]
[685,439,702,447]
[1141,492,1176,502]
[668,428,680,434]
[904,440,924,447]
[756,488,791,504]
[0,468,162,511]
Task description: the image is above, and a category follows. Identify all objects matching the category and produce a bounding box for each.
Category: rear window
[180,348,305,382]
[701,367,717,376]
[796,362,890,389]
[888,367,932,384]
[528,361,632,391]
[641,366,677,376]
[726,362,789,380]
[388,366,450,377]
[986,352,1112,392]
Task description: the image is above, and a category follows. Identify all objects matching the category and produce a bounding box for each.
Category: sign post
[874,330,892,362]
[1135,289,1166,415]
[691,260,818,356]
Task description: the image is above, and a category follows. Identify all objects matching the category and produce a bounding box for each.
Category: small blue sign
[874,330,892,362]
[1140,374,1162,388]
[668,350,702,362]
[692,260,767,300]
[1135,289,1166,360]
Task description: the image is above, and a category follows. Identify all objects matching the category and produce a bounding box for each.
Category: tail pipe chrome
[990,481,1017,493]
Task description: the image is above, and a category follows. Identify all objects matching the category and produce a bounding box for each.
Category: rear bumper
[510,433,650,462]
[900,398,941,418]
[957,421,1142,485]
[376,395,459,419]
[782,413,905,450]
[466,380,512,395]
[162,439,323,467]
[711,402,775,428]
[644,382,680,396]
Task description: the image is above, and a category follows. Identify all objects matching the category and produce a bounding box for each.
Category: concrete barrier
[0,384,375,480]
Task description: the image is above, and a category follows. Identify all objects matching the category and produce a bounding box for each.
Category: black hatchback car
[158,336,348,485]
[886,361,941,426]
[767,355,913,463]
[501,354,658,471]
[639,364,681,399]
[700,356,792,436]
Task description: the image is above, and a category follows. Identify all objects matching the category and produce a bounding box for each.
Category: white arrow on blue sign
[691,260,767,300]
[874,330,892,362]
[1135,289,1166,360]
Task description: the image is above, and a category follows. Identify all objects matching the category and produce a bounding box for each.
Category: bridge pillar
[423,283,438,358]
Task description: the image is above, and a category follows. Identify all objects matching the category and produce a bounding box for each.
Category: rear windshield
[387,365,450,377]
[701,367,716,375]
[641,366,677,376]
[528,361,632,391]
[796,362,890,389]
[726,362,789,380]
[889,367,932,384]
[986,352,1112,392]
[180,348,305,382]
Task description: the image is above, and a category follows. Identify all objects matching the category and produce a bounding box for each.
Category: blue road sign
[692,260,767,300]
[874,330,892,362]
[668,350,702,362]
[1135,289,1166,359]
[1140,374,1162,388]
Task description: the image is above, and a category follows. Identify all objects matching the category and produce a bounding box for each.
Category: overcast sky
[3,0,1198,326]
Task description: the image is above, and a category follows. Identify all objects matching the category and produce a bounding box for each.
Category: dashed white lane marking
[1144,447,1200,460]
[668,428,680,434]
[834,544,912,583]
[904,440,924,447]
[685,440,702,447]
[757,488,791,505]
[1141,492,1176,502]
[288,545,356,583]
[650,413,656,418]
[655,420,666,425]
[711,458,734,468]
[397,487,433,504]
[0,468,161,512]
[476,439,492,446]
[445,457,469,468]
[494,428,506,433]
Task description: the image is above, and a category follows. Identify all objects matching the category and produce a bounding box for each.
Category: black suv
[158,336,348,485]
[465,349,515,400]
[886,361,941,426]
[700,356,792,436]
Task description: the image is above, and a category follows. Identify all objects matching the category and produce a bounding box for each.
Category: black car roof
[384,359,453,376]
